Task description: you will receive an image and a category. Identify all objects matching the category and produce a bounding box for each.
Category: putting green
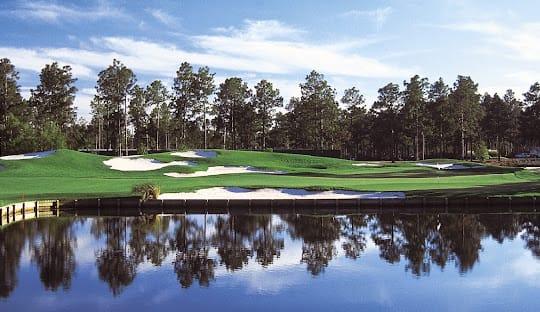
[0,149,538,204]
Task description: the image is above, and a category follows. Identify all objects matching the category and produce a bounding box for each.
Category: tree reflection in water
[521,215,540,259]
[1,212,540,297]
[172,215,216,288]
[284,215,340,275]
[92,218,137,296]
[213,215,253,271]
[340,215,369,260]
[0,221,34,297]
[31,218,77,291]
[253,215,284,267]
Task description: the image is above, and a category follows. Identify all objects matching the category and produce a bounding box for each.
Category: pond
[1,212,539,311]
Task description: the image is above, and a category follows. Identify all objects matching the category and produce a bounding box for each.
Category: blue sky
[1,0,539,119]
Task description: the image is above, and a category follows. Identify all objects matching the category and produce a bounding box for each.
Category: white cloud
[1,20,408,79]
[214,19,305,40]
[95,36,287,75]
[0,47,95,78]
[479,84,523,98]
[443,21,503,35]
[75,88,96,120]
[193,20,409,78]
[5,0,126,23]
[505,71,540,85]
[477,70,540,97]
[20,86,32,100]
[444,21,540,61]
[147,9,179,28]
[0,19,410,120]
[341,7,393,29]
[465,249,540,289]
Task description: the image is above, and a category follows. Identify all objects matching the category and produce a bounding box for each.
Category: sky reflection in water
[1,213,540,311]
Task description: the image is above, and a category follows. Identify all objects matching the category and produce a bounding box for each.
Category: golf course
[0,149,539,205]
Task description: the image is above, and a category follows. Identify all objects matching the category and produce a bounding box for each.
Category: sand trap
[171,150,217,159]
[416,162,483,170]
[525,167,540,170]
[104,156,196,171]
[159,187,405,200]
[164,166,285,178]
[352,163,382,167]
[0,150,55,160]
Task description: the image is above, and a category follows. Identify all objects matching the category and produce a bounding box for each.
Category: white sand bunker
[171,150,217,159]
[0,150,55,160]
[525,167,540,170]
[352,163,382,167]
[416,162,483,170]
[159,187,405,200]
[104,156,196,171]
[164,166,285,178]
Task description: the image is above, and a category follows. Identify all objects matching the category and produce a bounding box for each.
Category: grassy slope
[0,149,538,204]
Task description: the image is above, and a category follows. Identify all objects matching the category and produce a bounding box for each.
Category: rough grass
[0,149,538,204]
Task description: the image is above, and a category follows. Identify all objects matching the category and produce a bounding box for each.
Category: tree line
[1,57,540,159]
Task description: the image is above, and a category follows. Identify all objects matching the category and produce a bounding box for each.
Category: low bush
[475,144,490,162]
[488,149,498,157]
[132,183,160,200]
[137,143,148,155]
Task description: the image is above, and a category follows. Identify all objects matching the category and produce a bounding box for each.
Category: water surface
[1,212,540,311]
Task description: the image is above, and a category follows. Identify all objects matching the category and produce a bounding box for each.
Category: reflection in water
[1,212,540,299]
[521,215,540,259]
[0,221,30,297]
[284,215,340,275]
[173,215,215,288]
[92,218,137,296]
[31,218,77,291]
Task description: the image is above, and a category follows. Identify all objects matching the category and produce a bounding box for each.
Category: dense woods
[1,57,540,160]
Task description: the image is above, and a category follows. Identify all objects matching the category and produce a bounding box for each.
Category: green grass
[0,149,539,204]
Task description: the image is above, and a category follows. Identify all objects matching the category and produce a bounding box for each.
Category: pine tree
[299,71,339,150]
[503,89,523,155]
[95,59,136,155]
[0,58,25,155]
[214,78,251,149]
[521,83,540,148]
[172,62,196,146]
[145,80,169,150]
[370,83,401,161]
[402,75,429,160]
[193,66,215,149]
[449,76,482,160]
[427,78,451,157]
[252,80,283,149]
[481,93,510,160]
[30,62,77,133]
[128,85,148,151]
[341,87,368,159]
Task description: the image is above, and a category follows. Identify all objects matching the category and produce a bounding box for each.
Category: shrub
[132,183,160,200]
[177,144,189,152]
[488,149,499,158]
[5,114,37,153]
[475,143,490,162]
[137,143,148,155]
[39,121,67,150]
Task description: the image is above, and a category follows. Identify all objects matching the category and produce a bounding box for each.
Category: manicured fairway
[0,149,539,204]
